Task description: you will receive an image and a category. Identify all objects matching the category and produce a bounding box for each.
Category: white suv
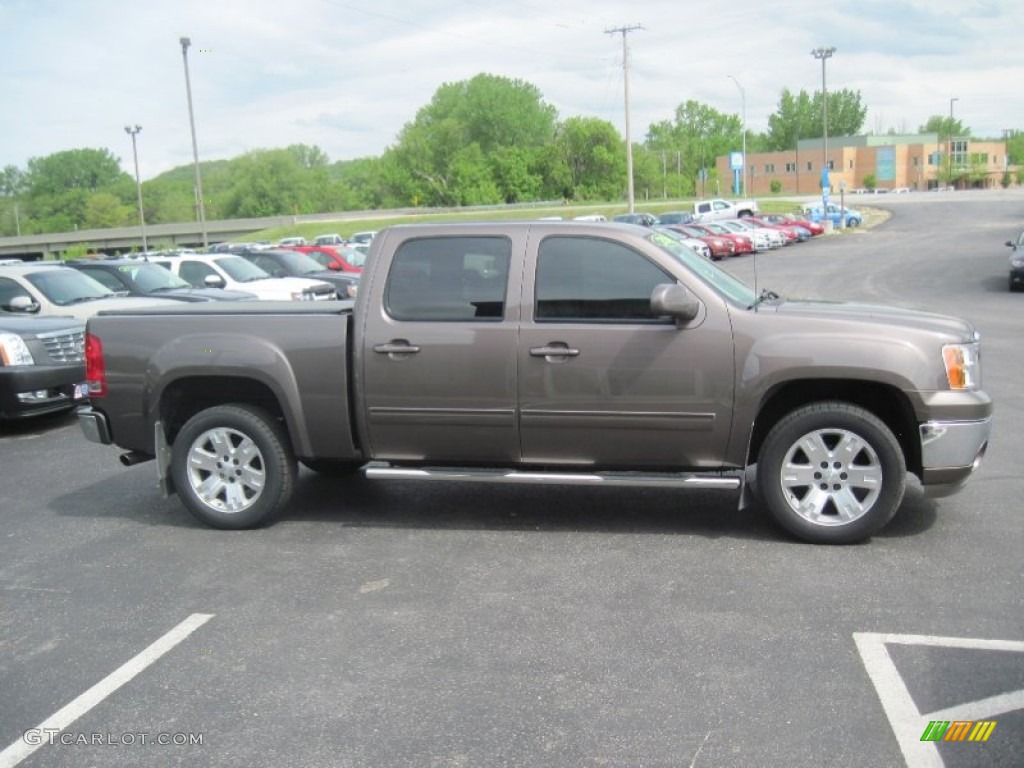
[0,262,179,319]
[154,254,337,301]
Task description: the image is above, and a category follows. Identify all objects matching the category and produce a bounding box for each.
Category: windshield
[337,246,366,268]
[275,250,325,276]
[123,263,191,292]
[215,256,272,282]
[646,232,756,307]
[26,268,113,305]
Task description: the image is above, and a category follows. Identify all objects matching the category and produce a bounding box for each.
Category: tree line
[2,73,1021,237]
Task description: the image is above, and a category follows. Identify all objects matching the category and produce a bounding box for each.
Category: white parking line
[0,613,214,768]
[853,632,1024,768]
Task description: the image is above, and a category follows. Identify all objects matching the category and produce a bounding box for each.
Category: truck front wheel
[757,402,905,544]
[171,404,296,529]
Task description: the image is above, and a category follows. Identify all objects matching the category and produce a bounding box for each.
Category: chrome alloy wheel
[185,426,266,514]
[778,428,883,526]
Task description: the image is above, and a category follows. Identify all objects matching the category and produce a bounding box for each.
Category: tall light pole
[124,125,147,253]
[811,46,836,213]
[606,25,643,213]
[948,97,959,190]
[180,36,208,248]
[727,75,746,197]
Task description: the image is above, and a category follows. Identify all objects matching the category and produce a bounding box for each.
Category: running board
[363,465,741,490]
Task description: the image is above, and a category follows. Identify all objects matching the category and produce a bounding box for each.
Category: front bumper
[919,416,991,497]
[0,365,88,420]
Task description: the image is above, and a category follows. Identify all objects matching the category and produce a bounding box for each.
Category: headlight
[290,291,315,301]
[942,342,981,390]
[1011,256,1024,267]
[0,332,35,365]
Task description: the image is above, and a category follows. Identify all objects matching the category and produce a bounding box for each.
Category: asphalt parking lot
[2,193,1022,767]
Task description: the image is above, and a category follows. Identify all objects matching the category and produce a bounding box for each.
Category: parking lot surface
[2,194,1022,767]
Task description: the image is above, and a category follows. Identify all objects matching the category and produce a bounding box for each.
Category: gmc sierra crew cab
[77,221,992,544]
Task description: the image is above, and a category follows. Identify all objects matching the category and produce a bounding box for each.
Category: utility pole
[606,25,643,213]
[726,75,746,196]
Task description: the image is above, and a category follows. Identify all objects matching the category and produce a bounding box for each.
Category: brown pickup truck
[77,221,992,543]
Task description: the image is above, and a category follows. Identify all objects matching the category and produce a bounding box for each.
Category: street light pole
[124,125,147,253]
[811,46,836,214]
[948,97,959,190]
[727,75,745,197]
[180,36,208,248]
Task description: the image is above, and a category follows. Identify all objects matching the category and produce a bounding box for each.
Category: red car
[689,223,755,255]
[674,225,735,260]
[767,213,825,236]
[286,245,365,272]
[745,216,804,243]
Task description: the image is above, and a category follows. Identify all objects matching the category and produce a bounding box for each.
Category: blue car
[803,203,863,228]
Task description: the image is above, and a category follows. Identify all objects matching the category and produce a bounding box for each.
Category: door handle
[373,341,421,355]
[529,344,580,358]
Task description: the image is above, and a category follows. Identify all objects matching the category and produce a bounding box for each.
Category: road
[1,195,1022,767]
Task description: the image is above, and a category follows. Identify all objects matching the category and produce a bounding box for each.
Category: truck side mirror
[203,274,226,288]
[650,283,699,323]
[6,295,41,314]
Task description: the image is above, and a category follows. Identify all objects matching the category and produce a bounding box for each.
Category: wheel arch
[158,375,297,453]
[747,379,921,476]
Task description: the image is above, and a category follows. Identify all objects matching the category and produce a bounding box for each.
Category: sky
[1,0,1020,181]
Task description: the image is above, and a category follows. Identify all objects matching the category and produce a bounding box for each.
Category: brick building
[715,134,1014,195]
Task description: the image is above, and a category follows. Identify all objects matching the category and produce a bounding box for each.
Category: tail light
[85,332,107,396]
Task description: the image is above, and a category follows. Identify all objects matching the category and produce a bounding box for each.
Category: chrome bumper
[78,406,112,445]
[919,417,991,497]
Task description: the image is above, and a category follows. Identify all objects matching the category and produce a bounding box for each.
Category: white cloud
[1,0,1020,179]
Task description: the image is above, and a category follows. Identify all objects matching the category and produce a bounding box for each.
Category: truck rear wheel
[757,402,905,544]
[171,404,296,529]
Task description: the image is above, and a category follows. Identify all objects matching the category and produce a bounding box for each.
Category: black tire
[757,402,905,544]
[171,404,296,529]
[300,459,363,476]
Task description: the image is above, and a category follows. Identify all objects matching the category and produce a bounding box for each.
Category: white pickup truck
[693,198,759,222]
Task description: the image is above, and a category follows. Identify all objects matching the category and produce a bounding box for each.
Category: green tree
[288,143,330,169]
[554,116,625,201]
[84,192,133,229]
[25,148,127,197]
[389,73,558,206]
[765,88,867,150]
[919,115,970,138]
[222,149,313,217]
[646,101,742,196]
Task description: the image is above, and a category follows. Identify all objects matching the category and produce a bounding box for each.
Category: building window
[785,162,796,172]
[912,156,919,166]
[806,161,813,172]
[848,159,854,169]
[764,163,775,173]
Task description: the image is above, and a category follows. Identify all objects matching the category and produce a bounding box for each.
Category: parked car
[350,231,378,245]
[278,236,308,247]
[313,233,347,246]
[656,211,697,226]
[235,248,359,299]
[65,259,258,302]
[613,212,658,227]
[652,226,712,259]
[152,253,337,302]
[717,220,773,251]
[1006,231,1024,291]
[665,224,735,260]
[802,203,863,228]
[286,245,365,272]
[690,223,755,255]
[745,215,810,242]
[572,214,607,222]
[0,263,179,320]
[731,218,788,247]
[762,213,825,237]
[0,314,87,419]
